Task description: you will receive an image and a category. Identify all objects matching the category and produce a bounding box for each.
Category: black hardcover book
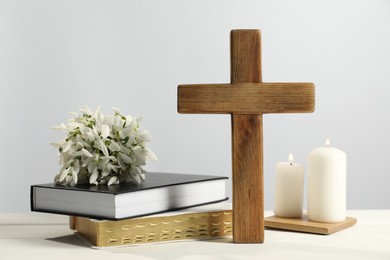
[31,172,228,220]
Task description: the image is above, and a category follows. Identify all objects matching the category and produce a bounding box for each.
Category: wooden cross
[177,29,315,243]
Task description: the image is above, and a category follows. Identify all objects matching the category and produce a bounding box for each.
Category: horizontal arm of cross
[178,82,315,114]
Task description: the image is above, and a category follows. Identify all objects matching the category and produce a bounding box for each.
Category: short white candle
[273,153,304,218]
[308,139,347,223]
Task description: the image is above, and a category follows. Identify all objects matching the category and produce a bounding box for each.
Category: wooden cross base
[177,29,315,243]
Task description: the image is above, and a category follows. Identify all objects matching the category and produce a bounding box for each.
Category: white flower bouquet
[52,106,157,186]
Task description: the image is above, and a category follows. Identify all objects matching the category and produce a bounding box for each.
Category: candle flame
[289,153,294,165]
[325,139,331,147]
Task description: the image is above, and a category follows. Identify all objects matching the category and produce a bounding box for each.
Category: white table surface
[0,210,389,260]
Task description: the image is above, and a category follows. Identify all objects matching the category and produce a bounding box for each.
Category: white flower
[119,152,132,164]
[89,169,98,184]
[62,141,72,153]
[112,107,123,115]
[146,147,158,161]
[59,167,71,182]
[81,148,93,157]
[71,168,78,184]
[101,124,110,139]
[92,106,101,119]
[53,106,157,186]
[109,141,121,152]
[79,106,93,115]
[108,176,118,186]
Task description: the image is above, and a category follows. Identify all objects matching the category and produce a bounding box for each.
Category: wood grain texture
[265,215,357,235]
[178,83,315,114]
[232,114,264,243]
[231,29,264,243]
[231,30,262,83]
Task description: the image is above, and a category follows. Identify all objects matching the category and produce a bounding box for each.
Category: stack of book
[31,172,231,247]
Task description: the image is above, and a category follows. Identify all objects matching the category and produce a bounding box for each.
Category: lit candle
[308,139,347,222]
[273,153,304,218]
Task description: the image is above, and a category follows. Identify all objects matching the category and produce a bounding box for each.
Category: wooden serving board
[265,215,357,235]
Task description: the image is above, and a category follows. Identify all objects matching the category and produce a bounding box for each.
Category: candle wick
[288,153,294,165]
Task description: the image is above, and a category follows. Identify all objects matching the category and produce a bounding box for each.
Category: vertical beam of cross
[231,30,264,243]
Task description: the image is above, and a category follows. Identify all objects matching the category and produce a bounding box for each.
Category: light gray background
[1,0,389,212]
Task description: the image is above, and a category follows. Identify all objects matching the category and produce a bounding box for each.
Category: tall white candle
[308,139,347,222]
[274,153,304,218]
